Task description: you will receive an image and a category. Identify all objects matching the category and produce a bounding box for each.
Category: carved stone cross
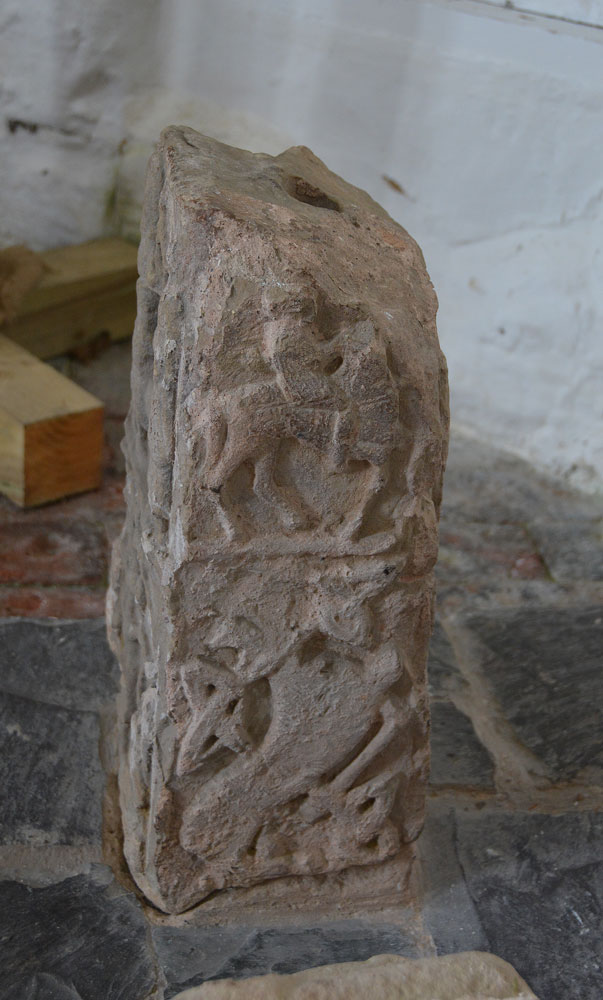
[108,127,449,914]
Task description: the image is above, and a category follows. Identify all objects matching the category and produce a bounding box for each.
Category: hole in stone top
[201,734,219,753]
[324,355,343,375]
[285,175,341,212]
[364,836,380,850]
[206,684,216,697]
[358,797,376,813]
[225,698,239,716]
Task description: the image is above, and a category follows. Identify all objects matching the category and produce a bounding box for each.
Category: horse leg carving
[253,448,314,530]
[338,464,386,541]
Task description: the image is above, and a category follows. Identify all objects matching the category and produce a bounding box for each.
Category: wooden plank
[17,238,138,314]
[0,334,103,507]
[5,237,138,360]
[0,245,47,325]
[8,281,137,359]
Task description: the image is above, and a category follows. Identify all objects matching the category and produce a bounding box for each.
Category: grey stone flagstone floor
[0,344,602,1000]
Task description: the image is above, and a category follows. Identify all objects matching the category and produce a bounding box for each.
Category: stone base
[171,952,539,999]
[151,846,418,929]
[102,720,419,928]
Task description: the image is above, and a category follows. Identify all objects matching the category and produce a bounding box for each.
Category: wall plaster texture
[1,0,601,489]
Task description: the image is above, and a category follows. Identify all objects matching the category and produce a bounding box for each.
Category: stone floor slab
[437,523,547,585]
[419,804,490,956]
[430,702,495,790]
[440,435,600,527]
[427,621,464,699]
[455,809,603,1000]
[0,691,104,847]
[461,607,603,781]
[0,621,119,877]
[153,919,424,998]
[0,619,119,713]
[0,866,158,1000]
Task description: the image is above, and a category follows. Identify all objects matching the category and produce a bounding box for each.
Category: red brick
[0,521,107,586]
[438,523,548,582]
[0,587,106,619]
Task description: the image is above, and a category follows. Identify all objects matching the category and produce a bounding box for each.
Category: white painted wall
[1,0,601,491]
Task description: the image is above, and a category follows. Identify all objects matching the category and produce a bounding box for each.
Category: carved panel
[107,127,448,913]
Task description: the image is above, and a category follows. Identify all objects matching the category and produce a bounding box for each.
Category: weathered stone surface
[429,701,495,790]
[419,804,490,956]
[0,690,104,846]
[171,952,538,999]
[427,624,494,790]
[154,918,423,998]
[107,126,448,913]
[455,810,603,1000]
[0,619,119,712]
[462,607,603,780]
[0,621,119,856]
[427,620,463,699]
[0,866,158,1000]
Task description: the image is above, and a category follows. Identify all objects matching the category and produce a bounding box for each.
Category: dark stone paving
[0,621,119,854]
[153,920,423,998]
[455,809,603,1000]
[0,692,103,846]
[430,701,495,789]
[0,620,119,713]
[428,621,495,789]
[421,805,603,1000]
[0,867,158,1000]
[420,805,489,956]
[463,607,603,781]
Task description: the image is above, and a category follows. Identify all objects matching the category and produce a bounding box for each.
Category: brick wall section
[0,344,129,620]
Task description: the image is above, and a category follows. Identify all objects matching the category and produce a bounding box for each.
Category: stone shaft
[107,126,449,914]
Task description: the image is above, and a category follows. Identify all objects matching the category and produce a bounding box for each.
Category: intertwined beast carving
[186,289,399,538]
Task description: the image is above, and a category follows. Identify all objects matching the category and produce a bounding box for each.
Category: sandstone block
[107,126,448,913]
[170,952,539,1000]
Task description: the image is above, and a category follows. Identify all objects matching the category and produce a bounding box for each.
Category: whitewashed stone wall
[1,0,601,490]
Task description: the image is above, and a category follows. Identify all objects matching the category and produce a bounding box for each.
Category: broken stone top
[150,125,441,378]
[163,125,390,220]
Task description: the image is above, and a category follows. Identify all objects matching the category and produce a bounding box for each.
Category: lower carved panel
[114,555,431,913]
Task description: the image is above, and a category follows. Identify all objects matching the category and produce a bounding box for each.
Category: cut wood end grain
[0,334,104,507]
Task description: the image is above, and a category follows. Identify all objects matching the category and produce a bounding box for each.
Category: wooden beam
[6,237,138,360]
[0,334,104,507]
